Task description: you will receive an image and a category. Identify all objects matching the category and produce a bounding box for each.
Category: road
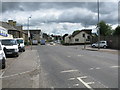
[38,44,118,89]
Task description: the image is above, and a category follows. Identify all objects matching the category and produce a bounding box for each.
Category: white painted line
[90,68,94,70]
[86,82,95,85]
[96,67,101,70]
[51,86,54,90]
[1,69,34,79]
[73,84,79,86]
[110,66,120,68]
[73,83,79,86]
[61,69,78,73]
[79,76,88,79]
[77,77,94,90]
[77,55,83,57]
[68,78,75,80]
[67,56,71,57]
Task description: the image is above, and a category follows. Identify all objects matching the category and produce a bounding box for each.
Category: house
[64,29,92,44]
[0,20,28,42]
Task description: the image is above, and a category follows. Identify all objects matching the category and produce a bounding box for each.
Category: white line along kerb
[77,77,94,90]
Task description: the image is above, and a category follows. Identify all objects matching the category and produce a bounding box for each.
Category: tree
[113,25,120,36]
[97,21,112,36]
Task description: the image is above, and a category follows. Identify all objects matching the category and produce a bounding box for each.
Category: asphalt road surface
[38,44,119,89]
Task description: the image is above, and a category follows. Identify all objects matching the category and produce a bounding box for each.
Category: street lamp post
[27,16,32,50]
[97,0,100,50]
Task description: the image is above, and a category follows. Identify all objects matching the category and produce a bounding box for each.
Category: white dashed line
[73,84,79,87]
[67,56,71,58]
[110,66,120,68]
[68,78,75,80]
[90,68,94,70]
[79,76,88,79]
[61,69,78,73]
[77,55,83,57]
[95,67,101,70]
[77,77,94,90]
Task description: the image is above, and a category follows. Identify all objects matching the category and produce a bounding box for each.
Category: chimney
[8,20,14,26]
[8,20,16,26]
[13,21,16,26]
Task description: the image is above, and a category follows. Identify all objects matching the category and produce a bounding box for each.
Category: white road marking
[51,86,54,89]
[79,76,88,79]
[96,67,101,70]
[68,78,75,80]
[73,84,79,86]
[77,55,83,57]
[110,66,120,68]
[86,82,95,85]
[90,68,94,70]
[1,69,34,79]
[61,69,78,73]
[77,77,94,90]
[67,56,71,57]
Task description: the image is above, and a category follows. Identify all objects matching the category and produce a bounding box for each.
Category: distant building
[64,29,92,44]
[24,29,41,42]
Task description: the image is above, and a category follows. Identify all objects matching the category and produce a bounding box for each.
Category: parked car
[50,42,55,45]
[92,41,108,48]
[40,40,45,45]
[32,40,38,45]
[0,42,6,69]
[0,39,19,57]
[15,38,25,52]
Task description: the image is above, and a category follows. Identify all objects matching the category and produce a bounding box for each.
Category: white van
[15,38,25,52]
[0,39,19,57]
[0,42,6,69]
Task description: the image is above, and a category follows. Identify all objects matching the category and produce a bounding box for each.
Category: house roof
[0,21,17,30]
[72,29,92,37]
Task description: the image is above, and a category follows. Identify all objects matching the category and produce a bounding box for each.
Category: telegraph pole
[97,0,100,50]
[28,16,32,50]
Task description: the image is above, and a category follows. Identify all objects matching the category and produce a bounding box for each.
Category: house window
[75,38,79,42]
[86,36,90,41]
[87,36,90,39]
[83,34,85,37]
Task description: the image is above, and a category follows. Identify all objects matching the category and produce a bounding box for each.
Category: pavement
[0,46,40,88]
[66,45,118,55]
[85,45,118,55]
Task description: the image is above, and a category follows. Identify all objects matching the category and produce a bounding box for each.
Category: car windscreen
[17,39,23,43]
[1,39,17,45]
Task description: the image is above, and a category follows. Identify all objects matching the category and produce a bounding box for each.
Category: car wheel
[103,45,106,48]
[92,45,96,48]
[2,58,6,69]
[23,49,25,52]
[15,53,19,57]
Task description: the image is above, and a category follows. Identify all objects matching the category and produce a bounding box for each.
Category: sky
[1,0,119,35]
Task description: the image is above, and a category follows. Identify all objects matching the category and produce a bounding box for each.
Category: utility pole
[97,0,100,50]
[84,22,87,49]
[28,16,32,50]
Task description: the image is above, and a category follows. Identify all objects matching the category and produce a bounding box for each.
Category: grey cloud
[2,2,118,28]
